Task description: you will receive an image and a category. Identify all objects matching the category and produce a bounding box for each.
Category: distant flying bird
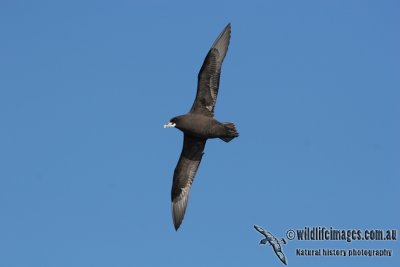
[164,23,238,230]
[254,225,288,265]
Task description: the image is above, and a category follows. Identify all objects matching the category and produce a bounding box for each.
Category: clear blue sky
[0,1,399,266]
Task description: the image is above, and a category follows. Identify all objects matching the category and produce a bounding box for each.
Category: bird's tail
[220,122,239,143]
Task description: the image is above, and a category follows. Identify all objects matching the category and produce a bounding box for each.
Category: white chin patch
[163,122,176,128]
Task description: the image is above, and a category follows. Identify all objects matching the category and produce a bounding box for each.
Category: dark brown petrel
[164,23,238,230]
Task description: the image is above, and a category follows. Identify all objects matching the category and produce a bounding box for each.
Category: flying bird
[254,225,288,265]
[164,23,238,230]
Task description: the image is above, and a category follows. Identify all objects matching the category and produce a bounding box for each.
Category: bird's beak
[163,122,176,128]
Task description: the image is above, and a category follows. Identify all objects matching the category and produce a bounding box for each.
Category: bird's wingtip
[173,219,181,231]
[172,200,186,231]
[224,23,231,32]
[172,215,181,231]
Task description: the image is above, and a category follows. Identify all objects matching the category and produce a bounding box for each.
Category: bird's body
[164,23,238,230]
[170,114,237,141]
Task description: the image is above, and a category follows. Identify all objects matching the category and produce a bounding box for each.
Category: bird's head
[259,239,267,245]
[164,116,182,129]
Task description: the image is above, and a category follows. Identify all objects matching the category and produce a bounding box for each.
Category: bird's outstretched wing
[271,242,287,265]
[190,23,231,117]
[254,225,269,238]
[171,134,207,230]
[274,250,288,265]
